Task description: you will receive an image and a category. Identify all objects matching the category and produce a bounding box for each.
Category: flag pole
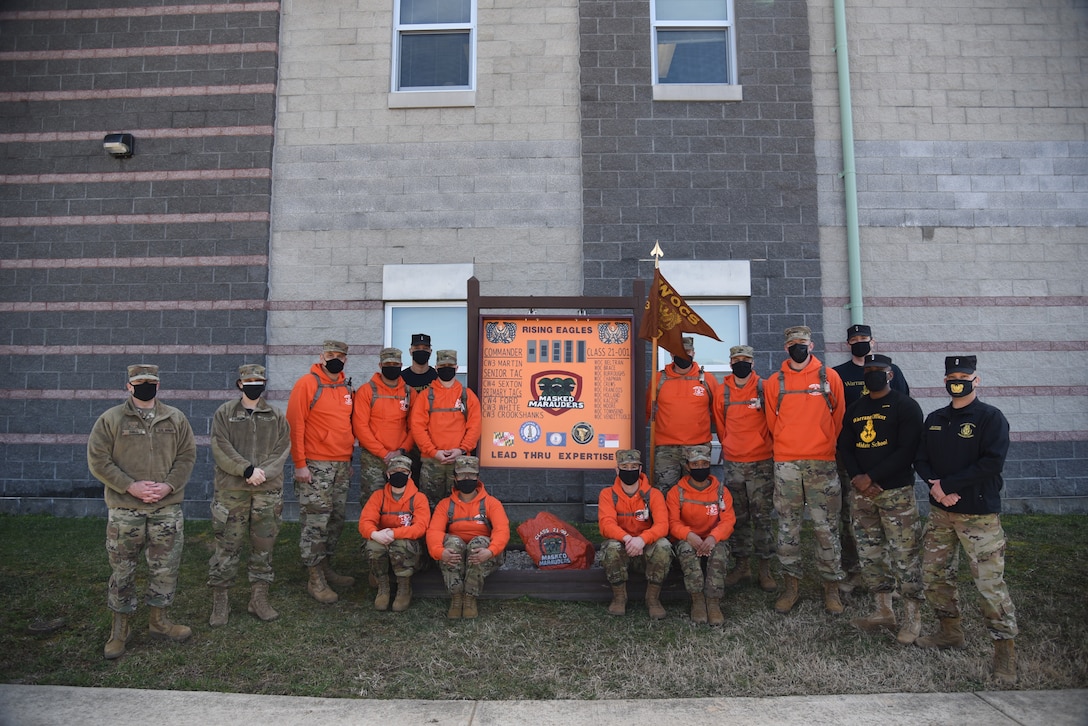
[646,242,664,486]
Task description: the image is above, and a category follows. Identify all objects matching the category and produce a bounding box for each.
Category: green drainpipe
[834,0,863,326]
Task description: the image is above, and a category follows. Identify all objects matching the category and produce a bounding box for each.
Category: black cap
[863,353,893,368]
[945,355,977,375]
[411,333,431,347]
[847,324,872,339]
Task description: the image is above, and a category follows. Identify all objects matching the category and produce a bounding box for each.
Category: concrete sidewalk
[1,685,1085,726]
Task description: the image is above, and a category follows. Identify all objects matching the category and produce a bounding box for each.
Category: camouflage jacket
[211,397,291,492]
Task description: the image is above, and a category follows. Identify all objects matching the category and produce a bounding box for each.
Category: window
[390,0,476,106]
[654,301,747,375]
[383,263,473,376]
[650,0,741,102]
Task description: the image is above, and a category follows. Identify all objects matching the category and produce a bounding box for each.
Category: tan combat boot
[823,580,845,614]
[896,598,921,645]
[320,559,355,588]
[644,583,667,620]
[103,611,131,660]
[607,583,627,616]
[757,558,777,592]
[723,558,750,586]
[774,575,800,614]
[248,581,279,622]
[209,587,229,627]
[392,576,413,612]
[462,594,479,619]
[447,592,464,619]
[689,592,708,624]
[373,573,392,611]
[915,617,966,649]
[851,592,896,632]
[148,606,192,642]
[307,565,338,604]
[706,597,725,626]
[993,639,1017,685]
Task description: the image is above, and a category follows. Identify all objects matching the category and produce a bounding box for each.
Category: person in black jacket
[837,354,924,644]
[914,355,1018,685]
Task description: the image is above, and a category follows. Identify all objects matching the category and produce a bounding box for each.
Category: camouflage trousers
[599,538,674,586]
[653,443,710,495]
[922,508,1018,640]
[358,449,389,503]
[773,459,845,582]
[207,487,283,587]
[836,459,861,574]
[674,539,731,598]
[364,537,424,578]
[438,534,505,596]
[296,459,351,568]
[105,504,184,613]
[849,485,922,600]
[419,458,456,508]
[724,458,776,560]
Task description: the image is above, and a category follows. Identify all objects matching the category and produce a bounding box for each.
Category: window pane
[656,303,743,370]
[657,29,728,84]
[389,305,467,367]
[655,0,728,22]
[399,32,470,89]
[400,0,470,25]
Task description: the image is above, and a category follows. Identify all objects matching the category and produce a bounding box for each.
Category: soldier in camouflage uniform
[87,364,196,659]
[666,444,736,626]
[914,355,1018,685]
[426,456,509,619]
[597,449,673,619]
[207,364,292,626]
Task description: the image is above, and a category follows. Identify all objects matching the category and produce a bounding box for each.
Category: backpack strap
[447,496,490,528]
[369,380,412,409]
[428,386,469,419]
[775,366,833,415]
[309,372,354,410]
[379,492,415,522]
[724,377,764,408]
[611,488,652,521]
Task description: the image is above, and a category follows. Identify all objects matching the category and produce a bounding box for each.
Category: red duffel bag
[517,511,595,570]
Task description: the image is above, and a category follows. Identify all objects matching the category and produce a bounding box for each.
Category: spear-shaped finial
[650,241,663,268]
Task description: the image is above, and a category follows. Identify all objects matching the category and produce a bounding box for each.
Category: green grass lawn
[1,513,1085,699]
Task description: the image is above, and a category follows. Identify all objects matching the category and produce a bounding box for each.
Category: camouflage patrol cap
[784,325,812,343]
[682,336,694,350]
[454,455,480,475]
[127,364,159,383]
[436,350,458,366]
[323,339,349,354]
[683,444,712,464]
[615,449,641,467]
[237,363,266,381]
[729,345,754,360]
[386,455,413,474]
[379,347,402,365]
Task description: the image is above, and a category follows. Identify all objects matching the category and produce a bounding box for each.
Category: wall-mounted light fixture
[102,133,135,159]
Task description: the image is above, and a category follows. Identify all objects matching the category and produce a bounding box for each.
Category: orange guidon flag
[638,269,721,358]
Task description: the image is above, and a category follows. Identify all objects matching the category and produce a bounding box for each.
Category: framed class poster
[479,316,635,469]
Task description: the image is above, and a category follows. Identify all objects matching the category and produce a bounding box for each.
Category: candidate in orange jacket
[359,455,430,612]
[645,336,718,494]
[353,347,415,501]
[409,349,482,507]
[285,339,357,604]
[711,345,777,591]
[426,456,508,619]
[761,326,848,616]
[597,449,673,619]
[666,444,735,626]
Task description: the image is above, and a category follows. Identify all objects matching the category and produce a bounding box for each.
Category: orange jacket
[358,479,430,540]
[286,363,355,466]
[597,474,669,544]
[667,475,736,542]
[426,483,510,558]
[646,361,718,446]
[762,355,845,462]
[409,380,482,458]
[712,374,773,463]
[352,372,414,458]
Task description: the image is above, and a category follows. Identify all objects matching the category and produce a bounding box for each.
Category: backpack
[722,377,764,409]
[774,366,834,414]
[380,492,415,525]
[447,496,491,528]
[677,478,727,513]
[428,385,469,419]
[368,379,412,411]
[612,488,652,523]
[308,372,353,410]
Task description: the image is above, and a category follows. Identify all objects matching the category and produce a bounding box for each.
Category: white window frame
[389,0,477,109]
[650,0,742,102]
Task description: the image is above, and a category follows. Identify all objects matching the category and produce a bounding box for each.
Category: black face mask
[787,343,809,364]
[324,358,345,374]
[411,350,431,365]
[381,365,401,381]
[946,379,974,398]
[863,370,889,393]
[851,341,872,358]
[241,383,266,400]
[688,467,711,483]
[437,367,457,382]
[672,355,692,369]
[132,382,157,402]
[731,361,753,378]
[387,472,409,489]
[454,478,477,494]
[618,469,641,486]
